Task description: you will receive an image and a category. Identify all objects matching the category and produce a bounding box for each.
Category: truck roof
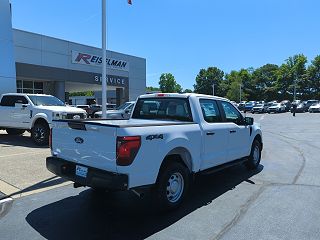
[138,93,229,101]
[1,93,52,97]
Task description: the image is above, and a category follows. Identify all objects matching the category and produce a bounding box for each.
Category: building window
[17,80,44,94]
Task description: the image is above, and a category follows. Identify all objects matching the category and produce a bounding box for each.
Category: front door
[199,99,229,170]
[220,101,251,161]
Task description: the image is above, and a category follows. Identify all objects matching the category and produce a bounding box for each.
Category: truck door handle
[230,130,236,133]
[206,132,215,136]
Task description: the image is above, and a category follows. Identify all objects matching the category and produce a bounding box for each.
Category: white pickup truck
[0,93,87,145]
[47,93,263,209]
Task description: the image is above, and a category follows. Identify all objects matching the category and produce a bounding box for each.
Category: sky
[10,0,320,90]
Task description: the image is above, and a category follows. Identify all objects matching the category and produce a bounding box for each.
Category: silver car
[94,101,135,119]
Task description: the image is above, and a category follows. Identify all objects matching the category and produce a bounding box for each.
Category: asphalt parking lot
[1,112,320,240]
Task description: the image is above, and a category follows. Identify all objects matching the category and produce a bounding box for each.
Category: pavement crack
[212,185,267,240]
[265,131,306,184]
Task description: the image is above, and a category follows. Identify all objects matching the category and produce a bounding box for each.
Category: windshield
[132,98,193,122]
[28,95,65,106]
[116,102,132,110]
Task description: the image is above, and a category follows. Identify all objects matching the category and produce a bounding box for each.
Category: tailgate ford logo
[74,137,84,144]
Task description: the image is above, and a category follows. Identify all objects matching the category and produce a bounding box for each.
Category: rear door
[199,99,229,170]
[52,121,118,172]
[219,101,251,161]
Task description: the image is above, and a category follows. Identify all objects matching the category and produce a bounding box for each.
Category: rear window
[132,97,193,122]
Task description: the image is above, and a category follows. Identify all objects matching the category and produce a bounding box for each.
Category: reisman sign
[71,50,129,71]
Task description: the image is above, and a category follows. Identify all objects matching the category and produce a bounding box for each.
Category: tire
[245,139,262,170]
[31,122,49,146]
[154,161,190,210]
[6,128,25,135]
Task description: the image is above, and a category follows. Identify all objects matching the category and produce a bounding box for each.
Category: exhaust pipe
[73,182,84,188]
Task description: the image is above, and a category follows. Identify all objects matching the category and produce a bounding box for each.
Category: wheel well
[159,147,193,174]
[254,134,263,150]
[33,118,49,129]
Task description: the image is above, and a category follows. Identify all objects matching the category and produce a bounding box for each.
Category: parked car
[237,101,246,111]
[86,103,116,118]
[0,93,86,145]
[280,100,292,112]
[267,103,286,113]
[251,104,268,114]
[94,101,135,119]
[47,93,263,210]
[244,101,256,113]
[305,100,319,111]
[294,102,308,113]
[309,102,320,113]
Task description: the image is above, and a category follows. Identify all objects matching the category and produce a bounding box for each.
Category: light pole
[239,83,242,103]
[212,83,215,96]
[101,0,107,118]
[293,74,297,101]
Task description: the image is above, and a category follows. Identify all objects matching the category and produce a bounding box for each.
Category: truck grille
[66,113,85,120]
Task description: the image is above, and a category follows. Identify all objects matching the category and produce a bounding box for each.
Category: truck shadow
[0,132,47,148]
[26,164,263,240]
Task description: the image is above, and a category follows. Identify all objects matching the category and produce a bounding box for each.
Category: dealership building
[0,0,146,105]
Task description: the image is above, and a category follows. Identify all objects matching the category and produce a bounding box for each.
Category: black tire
[245,139,262,170]
[6,128,25,135]
[31,122,49,146]
[154,161,190,210]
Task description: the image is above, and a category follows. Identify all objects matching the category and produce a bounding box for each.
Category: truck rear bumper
[46,157,128,191]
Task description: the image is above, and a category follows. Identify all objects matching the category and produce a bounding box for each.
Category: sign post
[101,0,107,118]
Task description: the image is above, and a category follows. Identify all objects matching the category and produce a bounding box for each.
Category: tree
[252,64,279,101]
[276,54,308,100]
[183,89,193,93]
[307,55,320,99]
[159,73,182,93]
[193,67,225,96]
[146,86,160,92]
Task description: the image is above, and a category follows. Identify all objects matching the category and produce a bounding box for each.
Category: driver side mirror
[244,116,254,126]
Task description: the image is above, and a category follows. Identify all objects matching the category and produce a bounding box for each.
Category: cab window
[199,99,221,123]
[221,101,243,125]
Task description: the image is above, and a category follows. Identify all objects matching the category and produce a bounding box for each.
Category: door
[0,96,14,127]
[199,99,229,170]
[11,96,31,128]
[220,101,251,161]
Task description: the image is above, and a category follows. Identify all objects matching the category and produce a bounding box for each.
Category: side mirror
[244,116,254,126]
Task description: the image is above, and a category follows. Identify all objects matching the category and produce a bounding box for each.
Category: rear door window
[0,96,28,106]
[199,99,221,123]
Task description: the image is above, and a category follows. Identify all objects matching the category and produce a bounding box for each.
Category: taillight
[116,136,141,166]
[49,128,52,150]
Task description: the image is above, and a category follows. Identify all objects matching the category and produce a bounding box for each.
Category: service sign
[71,50,129,72]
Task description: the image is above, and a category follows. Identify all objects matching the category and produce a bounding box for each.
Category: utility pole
[101,0,107,118]
[212,83,215,96]
[239,83,242,103]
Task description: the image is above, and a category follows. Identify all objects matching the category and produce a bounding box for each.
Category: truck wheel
[6,129,25,135]
[155,161,190,210]
[245,140,262,170]
[31,122,49,146]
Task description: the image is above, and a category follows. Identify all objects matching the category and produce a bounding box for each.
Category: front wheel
[245,140,262,170]
[154,162,190,210]
[31,122,49,146]
[6,128,25,135]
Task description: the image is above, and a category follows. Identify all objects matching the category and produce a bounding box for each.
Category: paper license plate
[75,165,88,178]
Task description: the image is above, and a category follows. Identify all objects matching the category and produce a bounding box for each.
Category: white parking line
[0,151,49,159]
[259,115,265,121]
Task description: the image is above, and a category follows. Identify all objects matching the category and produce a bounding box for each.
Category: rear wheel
[31,122,49,146]
[154,161,190,210]
[245,139,262,170]
[6,128,25,135]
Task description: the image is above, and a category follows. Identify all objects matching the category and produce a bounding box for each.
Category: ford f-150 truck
[0,93,87,145]
[47,93,263,209]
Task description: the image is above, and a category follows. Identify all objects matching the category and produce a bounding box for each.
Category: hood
[35,105,86,113]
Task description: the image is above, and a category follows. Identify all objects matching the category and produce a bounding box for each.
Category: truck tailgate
[51,121,118,173]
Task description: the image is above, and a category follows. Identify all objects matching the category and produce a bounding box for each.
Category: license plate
[75,165,88,178]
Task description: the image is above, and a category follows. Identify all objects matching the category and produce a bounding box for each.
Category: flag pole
[101,0,107,118]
